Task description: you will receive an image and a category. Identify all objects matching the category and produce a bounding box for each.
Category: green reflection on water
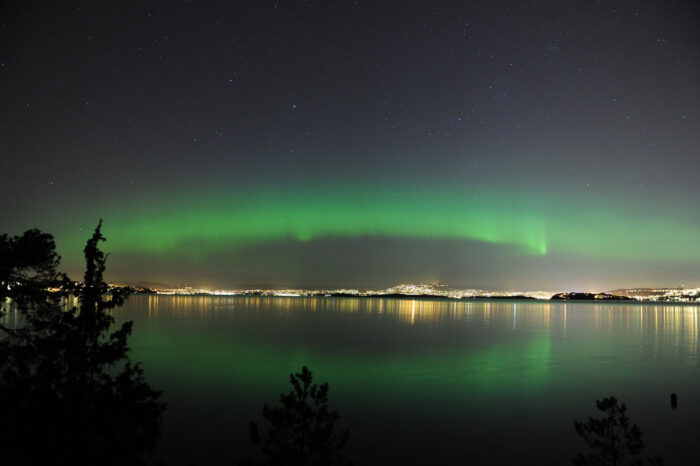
[115,296,700,410]
[103,296,700,466]
[123,296,554,406]
[136,327,551,396]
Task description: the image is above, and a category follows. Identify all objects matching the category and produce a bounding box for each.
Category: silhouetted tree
[247,366,351,466]
[574,396,663,466]
[0,228,63,303]
[0,221,166,466]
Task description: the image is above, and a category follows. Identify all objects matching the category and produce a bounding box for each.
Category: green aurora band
[46,180,700,265]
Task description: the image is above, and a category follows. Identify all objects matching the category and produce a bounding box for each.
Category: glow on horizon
[55,183,549,256]
[48,180,700,267]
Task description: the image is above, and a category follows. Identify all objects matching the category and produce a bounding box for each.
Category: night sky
[2,1,699,291]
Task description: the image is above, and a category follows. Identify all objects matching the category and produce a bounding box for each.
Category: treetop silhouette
[574,396,663,466]
[0,221,165,466]
[247,366,351,466]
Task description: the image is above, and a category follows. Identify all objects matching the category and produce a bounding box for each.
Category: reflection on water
[5,296,700,368]
[128,296,700,365]
[0,299,22,329]
[5,295,700,465]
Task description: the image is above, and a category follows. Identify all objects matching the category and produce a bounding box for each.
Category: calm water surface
[114,296,700,465]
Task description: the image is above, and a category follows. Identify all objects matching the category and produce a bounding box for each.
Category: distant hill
[607,288,677,298]
[550,292,634,301]
[128,281,173,290]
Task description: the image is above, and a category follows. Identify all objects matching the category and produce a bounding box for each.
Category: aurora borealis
[3,1,700,290]
[44,179,700,261]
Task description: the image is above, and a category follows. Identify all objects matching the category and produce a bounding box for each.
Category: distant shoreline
[126,292,700,305]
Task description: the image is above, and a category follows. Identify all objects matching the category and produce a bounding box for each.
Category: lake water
[114,296,700,465]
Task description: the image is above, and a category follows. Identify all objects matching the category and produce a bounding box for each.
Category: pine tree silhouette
[0,221,166,466]
[247,366,351,466]
[574,396,663,466]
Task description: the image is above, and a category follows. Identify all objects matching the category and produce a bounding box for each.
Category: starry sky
[2,1,700,291]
